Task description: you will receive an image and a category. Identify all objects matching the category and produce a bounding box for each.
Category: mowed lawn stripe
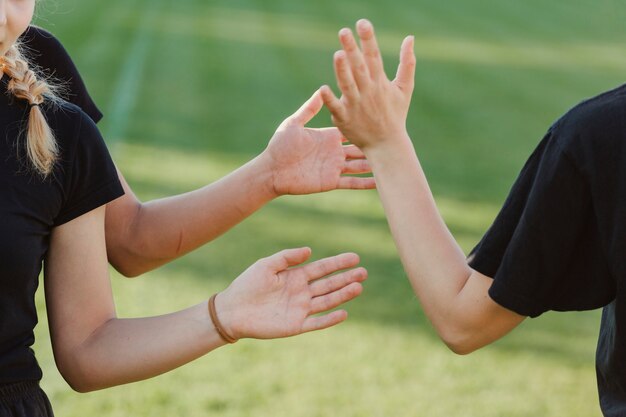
[104,0,166,145]
[27,1,622,416]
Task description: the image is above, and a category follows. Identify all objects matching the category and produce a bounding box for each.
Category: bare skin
[1,3,369,393]
[321,19,525,354]
[46,205,366,392]
[104,89,375,277]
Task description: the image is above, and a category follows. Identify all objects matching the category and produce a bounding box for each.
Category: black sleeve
[54,111,124,226]
[19,26,103,123]
[468,128,614,318]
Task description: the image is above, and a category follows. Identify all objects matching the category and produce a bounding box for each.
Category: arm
[22,28,372,277]
[106,90,375,277]
[320,20,525,354]
[45,205,366,392]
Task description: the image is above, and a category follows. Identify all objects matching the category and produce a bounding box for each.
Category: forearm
[107,89,374,276]
[367,136,472,322]
[49,203,366,393]
[107,155,277,276]
[320,20,524,353]
[367,136,523,352]
[58,301,226,392]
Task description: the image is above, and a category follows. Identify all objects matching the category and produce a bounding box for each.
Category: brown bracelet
[208,293,237,344]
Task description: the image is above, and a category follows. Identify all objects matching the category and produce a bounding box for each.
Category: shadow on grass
[126,177,601,370]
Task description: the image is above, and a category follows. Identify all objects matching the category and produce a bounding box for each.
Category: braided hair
[0,43,58,176]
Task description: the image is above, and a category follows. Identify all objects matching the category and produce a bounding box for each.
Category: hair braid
[0,44,58,176]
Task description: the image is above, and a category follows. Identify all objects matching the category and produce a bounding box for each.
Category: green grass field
[30,0,626,415]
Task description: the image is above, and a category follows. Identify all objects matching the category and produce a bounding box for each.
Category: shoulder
[20,26,70,68]
[41,100,123,227]
[44,99,104,157]
[556,84,626,135]
[20,26,104,123]
[43,99,120,200]
[549,84,626,165]
[20,26,67,56]
[45,99,92,131]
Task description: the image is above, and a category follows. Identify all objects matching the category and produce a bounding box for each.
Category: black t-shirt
[468,84,626,416]
[0,75,123,383]
[19,26,103,123]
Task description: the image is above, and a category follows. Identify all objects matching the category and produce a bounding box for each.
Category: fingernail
[357,18,371,29]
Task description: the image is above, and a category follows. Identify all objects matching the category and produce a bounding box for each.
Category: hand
[215,248,366,340]
[320,19,416,151]
[262,89,376,196]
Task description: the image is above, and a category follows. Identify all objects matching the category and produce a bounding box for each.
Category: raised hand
[262,89,376,196]
[320,19,416,151]
[214,248,366,340]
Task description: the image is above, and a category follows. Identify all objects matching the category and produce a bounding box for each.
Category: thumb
[282,89,323,128]
[265,247,313,271]
[393,35,416,93]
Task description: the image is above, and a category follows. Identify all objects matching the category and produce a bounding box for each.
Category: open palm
[264,90,376,196]
[216,248,367,340]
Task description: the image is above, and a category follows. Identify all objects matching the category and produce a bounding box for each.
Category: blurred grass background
[30,0,626,416]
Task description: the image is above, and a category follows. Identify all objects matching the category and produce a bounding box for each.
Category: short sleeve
[468,128,614,317]
[20,26,104,123]
[53,111,124,226]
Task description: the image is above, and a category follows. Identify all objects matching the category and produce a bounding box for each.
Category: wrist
[211,291,240,342]
[246,153,281,201]
[363,130,414,159]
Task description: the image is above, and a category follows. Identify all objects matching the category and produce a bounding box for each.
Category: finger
[310,267,368,297]
[333,50,359,100]
[284,89,323,127]
[343,144,366,159]
[393,35,416,93]
[356,19,385,80]
[337,176,376,190]
[309,282,363,315]
[300,252,360,282]
[339,28,370,88]
[342,159,371,174]
[314,126,344,142]
[320,85,346,122]
[300,310,348,333]
[264,247,312,271]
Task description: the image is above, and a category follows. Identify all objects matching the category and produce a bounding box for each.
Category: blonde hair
[0,43,58,177]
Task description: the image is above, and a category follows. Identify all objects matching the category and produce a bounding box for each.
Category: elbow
[109,256,146,278]
[106,237,145,277]
[106,228,172,277]
[106,203,155,278]
[107,236,157,277]
[53,318,121,393]
[54,340,112,393]
[65,379,96,394]
[67,379,105,393]
[437,325,485,356]
[442,338,480,356]
[57,359,102,393]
